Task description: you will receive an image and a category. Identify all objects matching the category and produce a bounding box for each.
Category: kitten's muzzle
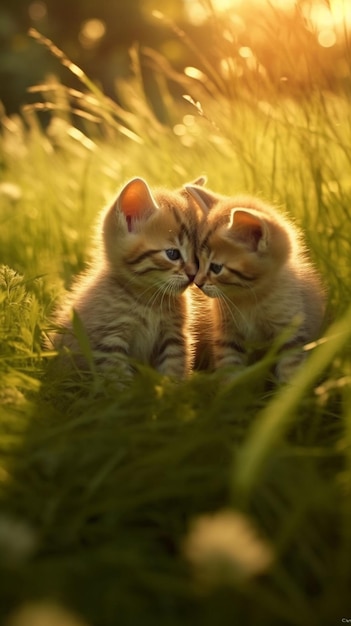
[194,270,206,289]
[187,273,196,283]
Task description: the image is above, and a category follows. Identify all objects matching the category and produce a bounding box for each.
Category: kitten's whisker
[144,281,170,312]
[158,285,167,316]
[218,294,237,330]
[247,284,258,307]
[134,278,166,306]
[220,291,247,329]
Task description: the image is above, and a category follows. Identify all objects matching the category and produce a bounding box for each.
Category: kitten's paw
[99,362,135,390]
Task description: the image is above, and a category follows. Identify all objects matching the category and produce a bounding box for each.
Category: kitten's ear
[184,185,219,213]
[116,177,159,232]
[229,209,268,251]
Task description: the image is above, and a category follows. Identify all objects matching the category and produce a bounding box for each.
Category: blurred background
[0,0,350,118]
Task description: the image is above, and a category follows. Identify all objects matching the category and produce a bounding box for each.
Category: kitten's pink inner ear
[117,178,159,230]
[229,209,265,249]
[126,216,132,232]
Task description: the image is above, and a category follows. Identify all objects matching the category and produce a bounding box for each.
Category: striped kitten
[50,177,204,381]
[186,184,326,382]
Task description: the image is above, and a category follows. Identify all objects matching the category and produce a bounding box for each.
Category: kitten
[186,184,326,382]
[49,177,205,381]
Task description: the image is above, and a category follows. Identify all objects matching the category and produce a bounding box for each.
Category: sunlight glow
[303,0,351,31]
[186,0,351,36]
[302,0,351,47]
[210,0,243,9]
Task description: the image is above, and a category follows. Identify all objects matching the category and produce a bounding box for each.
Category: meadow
[1,13,351,626]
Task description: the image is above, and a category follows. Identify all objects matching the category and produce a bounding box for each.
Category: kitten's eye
[166,248,181,261]
[210,262,223,275]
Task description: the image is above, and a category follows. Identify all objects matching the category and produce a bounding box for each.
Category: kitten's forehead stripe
[179,222,191,243]
[133,266,163,275]
[171,206,194,243]
[228,268,256,281]
[200,228,215,252]
[171,205,182,225]
[200,240,211,255]
[126,249,161,265]
[200,212,230,249]
[178,219,192,244]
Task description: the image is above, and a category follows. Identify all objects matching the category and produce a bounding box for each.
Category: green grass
[1,17,351,626]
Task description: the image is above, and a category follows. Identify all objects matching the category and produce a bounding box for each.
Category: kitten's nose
[187,273,196,283]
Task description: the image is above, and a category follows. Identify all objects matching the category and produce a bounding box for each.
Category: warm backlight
[186,0,351,46]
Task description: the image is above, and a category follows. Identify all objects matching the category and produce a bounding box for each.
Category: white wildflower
[183,509,274,586]
[0,387,26,405]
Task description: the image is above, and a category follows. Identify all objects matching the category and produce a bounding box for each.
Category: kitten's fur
[186,184,326,382]
[49,177,204,381]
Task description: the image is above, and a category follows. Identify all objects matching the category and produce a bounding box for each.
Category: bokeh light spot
[184,1,208,24]
[239,46,253,59]
[79,19,106,49]
[184,66,207,81]
[318,29,337,47]
[173,124,186,136]
[183,114,195,126]
[28,2,47,21]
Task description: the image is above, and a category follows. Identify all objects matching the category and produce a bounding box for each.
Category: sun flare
[186,0,351,37]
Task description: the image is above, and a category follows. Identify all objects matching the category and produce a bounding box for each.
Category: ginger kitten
[186,184,326,382]
[49,177,204,381]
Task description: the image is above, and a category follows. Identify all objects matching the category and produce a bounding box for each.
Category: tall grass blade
[233,305,351,499]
